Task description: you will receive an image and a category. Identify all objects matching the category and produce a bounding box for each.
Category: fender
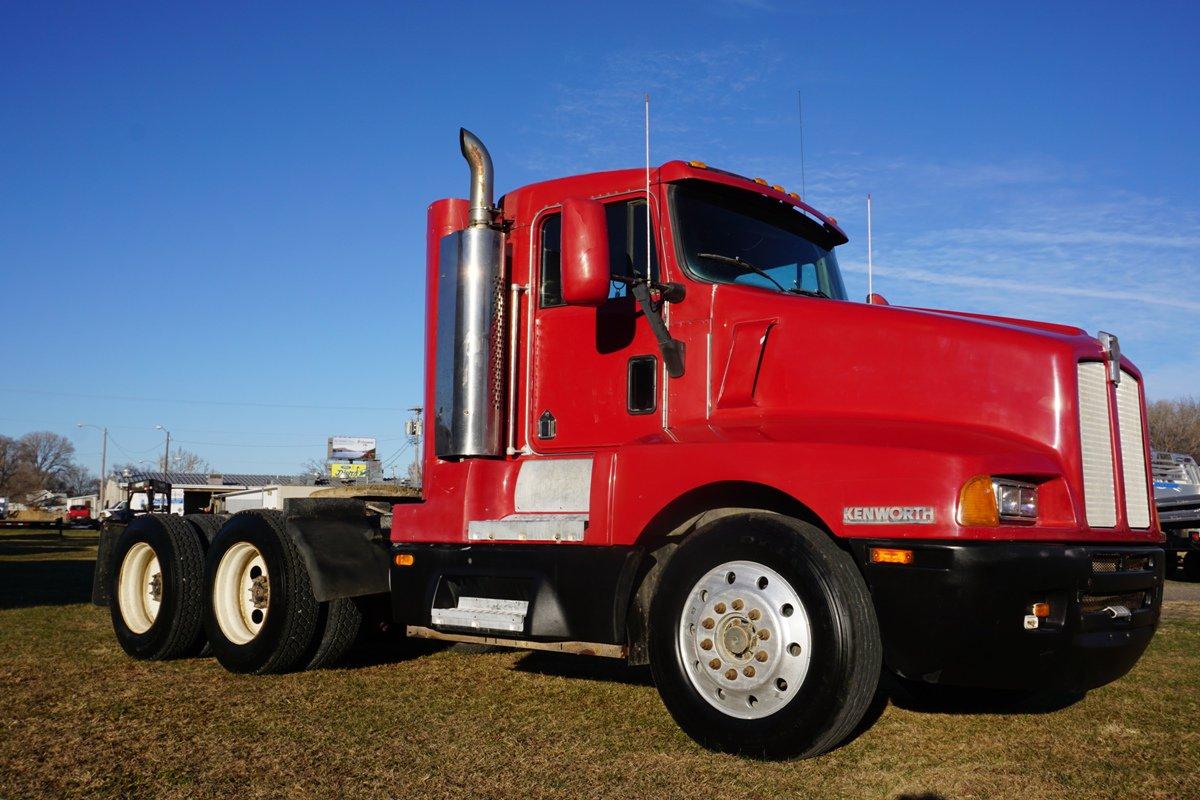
[284,498,391,602]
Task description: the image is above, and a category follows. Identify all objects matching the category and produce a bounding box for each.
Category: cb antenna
[644,93,652,283]
[797,91,807,198]
[867,193,874,299]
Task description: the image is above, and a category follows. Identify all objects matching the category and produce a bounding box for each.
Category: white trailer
[219,485,322,514]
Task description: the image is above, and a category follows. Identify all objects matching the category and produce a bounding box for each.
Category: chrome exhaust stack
[460,128,495,228]
[433,129,506,458]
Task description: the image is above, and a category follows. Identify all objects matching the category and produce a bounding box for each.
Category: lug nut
[758,629,770,641]
[714,602,726,614]
[748,608,761,621]
[743,666,755,678]
[709,658,722,670]
[755,650,768,662]
[700,638,713,651]
[725,669,738,681]
[702,617,715,630]
[732,599,744,611]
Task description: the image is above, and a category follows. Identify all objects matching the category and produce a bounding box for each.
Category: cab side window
[539,212,563,307]
[606,199,658,299]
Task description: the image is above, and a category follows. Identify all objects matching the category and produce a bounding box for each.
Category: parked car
[67,504,98,529]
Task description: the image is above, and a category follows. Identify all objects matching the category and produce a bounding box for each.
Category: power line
[0,386,408,413]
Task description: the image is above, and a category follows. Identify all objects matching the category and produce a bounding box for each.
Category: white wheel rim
[117,542,162,634]
[678,559,813,720]
[213,542,270,645]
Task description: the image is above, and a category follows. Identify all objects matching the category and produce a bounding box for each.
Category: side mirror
[866,292,889,306]
[560,197,610,306]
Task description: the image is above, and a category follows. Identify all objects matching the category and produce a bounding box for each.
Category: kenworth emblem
[843,506,936,525]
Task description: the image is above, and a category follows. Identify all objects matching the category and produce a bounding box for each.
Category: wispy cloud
[520,42,1200,398]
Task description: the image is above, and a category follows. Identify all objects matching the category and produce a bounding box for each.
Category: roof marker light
[771,184,785,192]
[753,177,768,185]
[688,160,708,169]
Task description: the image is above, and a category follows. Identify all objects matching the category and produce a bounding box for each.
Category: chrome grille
[1077,362,1117,528]
[1116,370,1151,528]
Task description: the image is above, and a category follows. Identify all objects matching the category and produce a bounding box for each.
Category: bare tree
[1147,397,1200,458]
[54,464,98,497]
[0,435,37,497]
[168,448,209,473]
[300,458,329,480]
[18,431,76,486]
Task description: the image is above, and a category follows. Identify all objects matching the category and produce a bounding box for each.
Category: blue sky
[2,1,1197,475]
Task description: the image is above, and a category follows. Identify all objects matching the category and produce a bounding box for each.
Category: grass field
[1,528,1197,800]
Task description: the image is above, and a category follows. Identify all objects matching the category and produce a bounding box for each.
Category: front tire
[648,513,881,759]
[109,514,207,660]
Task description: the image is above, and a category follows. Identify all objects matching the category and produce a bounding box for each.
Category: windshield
[671,182,848,300]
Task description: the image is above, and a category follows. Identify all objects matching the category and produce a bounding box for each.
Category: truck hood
[695,285,1125,458]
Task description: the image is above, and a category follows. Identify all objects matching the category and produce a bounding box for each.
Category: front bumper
[849,540,1163,692]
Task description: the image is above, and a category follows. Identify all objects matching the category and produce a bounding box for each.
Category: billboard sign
[330,462,368,479]
[328,436,377,461]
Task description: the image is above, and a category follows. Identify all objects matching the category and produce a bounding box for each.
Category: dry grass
[0,528,1197,800]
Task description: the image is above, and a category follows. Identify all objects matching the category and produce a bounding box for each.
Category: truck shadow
[508,654,1083,715]
[0,559,96,609]
[513,650,655,686]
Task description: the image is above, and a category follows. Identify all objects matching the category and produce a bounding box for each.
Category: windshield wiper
[787,287,829,299]
[694,252,786,293]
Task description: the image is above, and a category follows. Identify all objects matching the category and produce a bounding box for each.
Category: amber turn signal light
[958,474,999,526]
[394,553,415,567]
[869,547,914,565]
[1031,602,1050,618]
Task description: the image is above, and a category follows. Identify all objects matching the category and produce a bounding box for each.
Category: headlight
[994,478,1038,523]
[957,475,1038,526]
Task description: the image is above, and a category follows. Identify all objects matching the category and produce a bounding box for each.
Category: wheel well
[635,481,832,547]
[624,482,837,665]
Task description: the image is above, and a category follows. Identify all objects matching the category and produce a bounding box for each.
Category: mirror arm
[630,281,686,378]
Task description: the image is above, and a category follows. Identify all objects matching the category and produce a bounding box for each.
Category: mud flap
[284,498,391,602]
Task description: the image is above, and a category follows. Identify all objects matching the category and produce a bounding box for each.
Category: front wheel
[648,513,881,759]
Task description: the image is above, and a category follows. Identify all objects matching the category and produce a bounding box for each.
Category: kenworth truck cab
[96,129,1163,760]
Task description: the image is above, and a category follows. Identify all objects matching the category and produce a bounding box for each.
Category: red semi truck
[94,129,1164,759]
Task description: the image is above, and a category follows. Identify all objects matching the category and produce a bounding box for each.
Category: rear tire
[203,510,320,674]
[648,513,882,759]
[304,597,363,669]
[184,513,228,545]
[1164,551,1179,580]
[109,514,207,660]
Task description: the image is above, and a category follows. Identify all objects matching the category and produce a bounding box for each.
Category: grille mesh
[1077,362,1117,528]
[1090,555,1119,573]
[1116,371,1151,528]
[1080,591,1148,615]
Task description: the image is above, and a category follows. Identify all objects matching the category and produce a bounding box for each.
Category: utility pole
[156,425,171,473]
[77,423,107,510]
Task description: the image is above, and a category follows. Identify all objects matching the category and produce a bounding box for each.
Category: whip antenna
[644,93,652,284]
[867,193,874,299]
[797,91,807,199]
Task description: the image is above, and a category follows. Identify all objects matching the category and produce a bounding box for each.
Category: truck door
[529,194,664,452]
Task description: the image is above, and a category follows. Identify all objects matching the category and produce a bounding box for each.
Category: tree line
[0,430,211,503]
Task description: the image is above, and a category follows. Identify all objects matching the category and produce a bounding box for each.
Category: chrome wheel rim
[678,559,813,720]
[213,542,270,645]
[117,542,162,634]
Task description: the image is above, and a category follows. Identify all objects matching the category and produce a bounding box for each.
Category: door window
[606,199,658,299]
